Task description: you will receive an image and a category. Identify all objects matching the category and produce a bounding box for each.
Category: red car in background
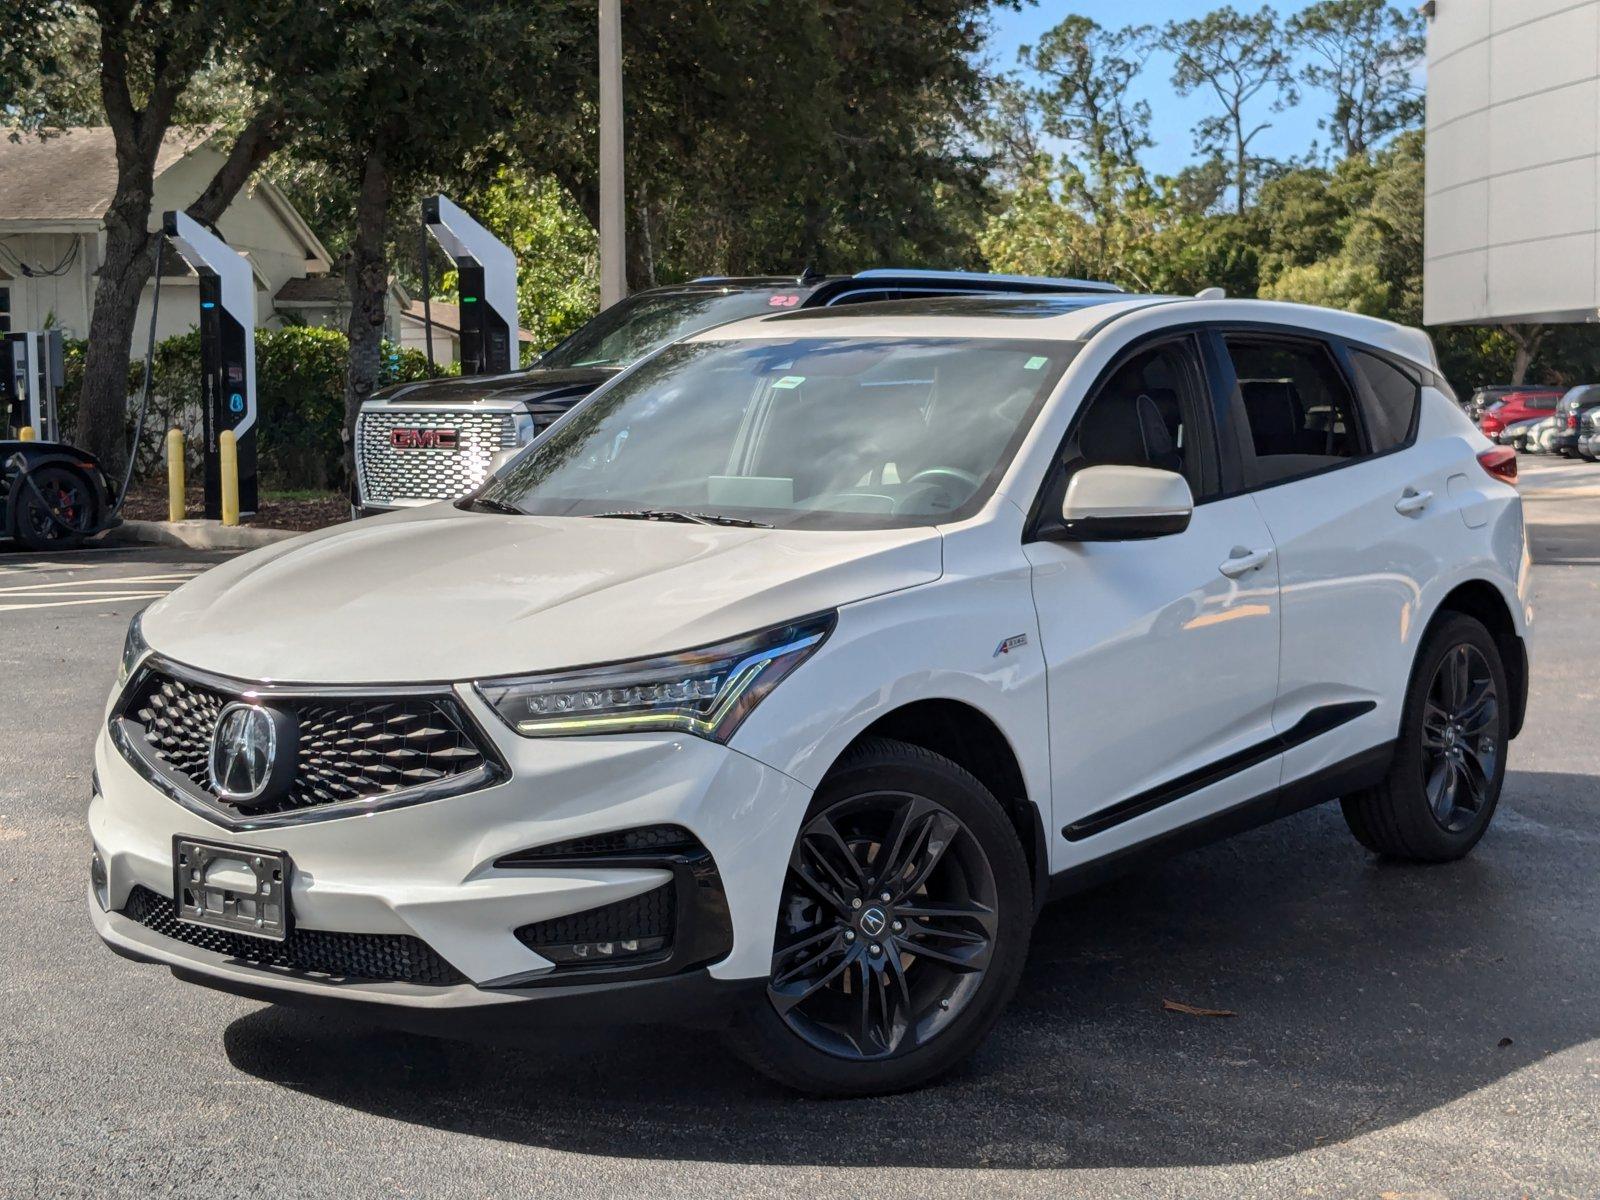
[1479,389,1563,438]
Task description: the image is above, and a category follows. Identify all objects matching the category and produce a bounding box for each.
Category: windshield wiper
[465,496,528,515]
[591,509,772,528]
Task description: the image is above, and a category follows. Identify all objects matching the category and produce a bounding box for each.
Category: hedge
[56,328,445,490]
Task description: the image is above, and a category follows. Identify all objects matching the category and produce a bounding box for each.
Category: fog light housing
[539,936,668,965]
[90,850,109,912]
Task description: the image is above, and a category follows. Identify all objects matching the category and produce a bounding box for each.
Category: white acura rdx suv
[90,293,1530,1096]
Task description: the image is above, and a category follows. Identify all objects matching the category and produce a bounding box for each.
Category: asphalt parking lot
[2,460,1597,1200]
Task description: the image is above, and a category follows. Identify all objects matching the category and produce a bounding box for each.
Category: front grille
[122,667,493,818]
[123,885,465,986]
[356,408,517,505]
[515,884,676,951]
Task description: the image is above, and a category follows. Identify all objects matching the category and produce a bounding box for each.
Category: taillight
[1478,446,1518,484]
[1569,414,1579,429]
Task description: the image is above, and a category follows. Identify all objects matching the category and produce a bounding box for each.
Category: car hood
[140,507,943,684]
[367,366,617,410]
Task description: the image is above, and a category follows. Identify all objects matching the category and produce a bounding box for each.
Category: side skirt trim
[1048,740,1395,902]
[1061,701,1377,842]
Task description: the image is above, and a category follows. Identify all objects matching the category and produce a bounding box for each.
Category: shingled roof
[0,127,212,224]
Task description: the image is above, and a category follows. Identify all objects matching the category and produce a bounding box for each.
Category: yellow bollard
[166,429,186,522]
[219,429,239,527]
[17,425,34,442]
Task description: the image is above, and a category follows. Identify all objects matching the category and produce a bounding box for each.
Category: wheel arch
[1421,579,1528,738]
[826,698,1048,909]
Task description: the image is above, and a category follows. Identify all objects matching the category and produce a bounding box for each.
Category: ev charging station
[423,195,520,375]
[2,330,66,441]
[163,210,258,518]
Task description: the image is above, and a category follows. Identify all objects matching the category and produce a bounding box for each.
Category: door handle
[1219,546,1273,578]
[1394,487,1433,516]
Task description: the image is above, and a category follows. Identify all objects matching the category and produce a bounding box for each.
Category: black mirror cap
[1040,510,1193,543]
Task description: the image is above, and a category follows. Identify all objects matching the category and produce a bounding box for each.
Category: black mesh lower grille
[123,669,491,816]
[515,884,676,950]
[122,885,466,987]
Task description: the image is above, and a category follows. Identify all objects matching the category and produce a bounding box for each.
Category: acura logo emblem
[209,702,296,806]
[859,906,888,938]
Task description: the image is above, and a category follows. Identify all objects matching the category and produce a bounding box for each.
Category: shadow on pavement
[224,769,1598,1170]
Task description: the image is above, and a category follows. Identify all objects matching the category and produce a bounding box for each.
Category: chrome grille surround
[355,407,518,506]
[109,657,508,831]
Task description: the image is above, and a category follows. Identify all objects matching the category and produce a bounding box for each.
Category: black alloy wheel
[1342,614,1510,861]
[732,738,1031,1096]
[16,466,96,551]
[770,792,998,1060]
[1420,643,1500,833]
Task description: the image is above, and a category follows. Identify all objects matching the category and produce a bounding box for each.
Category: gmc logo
[390,427,458,450]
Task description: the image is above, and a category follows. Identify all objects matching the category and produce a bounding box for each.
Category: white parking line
[0,592,174,613]
[0,573,199,594]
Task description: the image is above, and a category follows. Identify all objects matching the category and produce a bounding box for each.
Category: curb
[105,518,301,551]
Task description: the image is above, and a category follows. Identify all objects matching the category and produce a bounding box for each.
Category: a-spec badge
[994,634,1028,658]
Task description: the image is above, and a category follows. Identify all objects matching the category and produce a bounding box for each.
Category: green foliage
[55,327,441,488]
[438,170,598,350]
[1289,0,1425,158]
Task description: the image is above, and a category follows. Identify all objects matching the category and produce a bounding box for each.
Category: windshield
[473,336,1077,530]
[537,288,805,370]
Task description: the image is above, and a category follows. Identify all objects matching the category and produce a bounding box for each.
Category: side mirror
[1054,464,1193,541]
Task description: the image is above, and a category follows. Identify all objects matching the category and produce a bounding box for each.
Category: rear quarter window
[1351,350,1420,453]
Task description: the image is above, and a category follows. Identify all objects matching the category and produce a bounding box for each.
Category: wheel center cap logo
[859,906,888,938]
[209,702,295,806]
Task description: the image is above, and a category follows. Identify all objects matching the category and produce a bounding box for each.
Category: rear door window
[1223,335,1365,488]
[1350,350,1421,453]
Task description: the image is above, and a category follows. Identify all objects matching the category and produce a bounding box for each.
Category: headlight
[475,612,836,742]
[512,413,539,446]
[117,610,148,688]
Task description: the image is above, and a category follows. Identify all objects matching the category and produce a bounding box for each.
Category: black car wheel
[1342,614,1509,861]
[731,737,1032,1096]
[14,465,97,551]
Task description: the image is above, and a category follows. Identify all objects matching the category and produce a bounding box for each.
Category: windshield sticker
[772,375,806,389]
[1024,356,1049,370]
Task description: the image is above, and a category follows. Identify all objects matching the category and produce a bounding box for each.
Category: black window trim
[1202,322,1429,501]
[1023,328,1223,543]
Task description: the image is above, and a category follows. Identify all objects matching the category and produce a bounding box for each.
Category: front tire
[14,465,97,551]
[1341,614,1509,862]
[731,737,1032,1096]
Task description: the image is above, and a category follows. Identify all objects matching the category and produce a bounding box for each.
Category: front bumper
[89,686,810,1018]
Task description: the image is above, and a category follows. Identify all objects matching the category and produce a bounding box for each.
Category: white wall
[1425,0,1600,324]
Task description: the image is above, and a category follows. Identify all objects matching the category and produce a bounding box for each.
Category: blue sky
[985,1,1416,178]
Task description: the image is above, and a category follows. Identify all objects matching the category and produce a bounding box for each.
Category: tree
[248,0,588,490]
[1161,6,1297,215]
[1288,0,1425,160]
[0,1,287,473]
[1024,16,1153,210]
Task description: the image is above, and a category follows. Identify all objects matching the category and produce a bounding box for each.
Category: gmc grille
[356,408,518,506]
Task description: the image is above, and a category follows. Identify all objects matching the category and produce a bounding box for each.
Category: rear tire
[1341,614,1509,862]
[730,737,1033,1096]
[14,465,96,551]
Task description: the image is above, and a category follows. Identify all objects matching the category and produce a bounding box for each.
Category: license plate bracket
[173,836,292,942]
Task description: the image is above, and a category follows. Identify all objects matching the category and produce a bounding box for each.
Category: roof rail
[851,268,1122,294]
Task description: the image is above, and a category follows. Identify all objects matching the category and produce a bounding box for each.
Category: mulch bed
[118,481,349,532]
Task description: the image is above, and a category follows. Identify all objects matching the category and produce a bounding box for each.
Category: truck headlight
[117,611,148,687]
[475,612,835,742]
[512,413,539,445]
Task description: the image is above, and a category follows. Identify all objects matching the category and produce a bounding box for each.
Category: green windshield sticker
[1024,356,1049,370]
[772,375,806,389]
